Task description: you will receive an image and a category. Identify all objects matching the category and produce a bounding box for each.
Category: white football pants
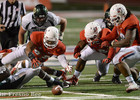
[80,46,110,75]
[113,46,140,68]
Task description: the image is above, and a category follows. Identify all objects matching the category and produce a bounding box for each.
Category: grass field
[1,17,140,100]
[0,64,140,100]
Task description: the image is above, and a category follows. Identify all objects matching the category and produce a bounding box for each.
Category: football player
[93,3,140,93]
[0,67,69,89]
[66,22,118,85]
[0,26,72,87]
[18,4,67,45]
[92,8,122,84]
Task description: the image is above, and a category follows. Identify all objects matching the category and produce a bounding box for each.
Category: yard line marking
[0,91,140,100]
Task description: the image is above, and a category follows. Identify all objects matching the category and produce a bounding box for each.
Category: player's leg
[41,66,66,81]
[67,46,106,85]
[112,46,140,93]
[0,66,10,82]
[0,45,28,66]
[0,68,38,89]
[38,69,66,87]
[11,59,67,80]
[130,67,140,84]
[94,60,110,82]
[112,66,122,84]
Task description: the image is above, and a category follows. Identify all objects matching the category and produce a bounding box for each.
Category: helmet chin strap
[43,39,58,49]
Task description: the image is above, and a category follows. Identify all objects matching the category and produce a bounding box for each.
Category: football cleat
[94,74,101,82]
[46,79,63,88]
[112,76,122,84]
[56,70,67,81]
[0,74,26,89]
[93,72,101,82]
[126,83,139,93]
[66,75,78,85]
[46,79,70,88]
[136,77,140,85]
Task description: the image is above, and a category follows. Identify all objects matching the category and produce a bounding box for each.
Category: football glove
[65,65,73,74]
[92,38,102,44]
[102,58,111,64]
[101,41,110,48]
[74,45,81,58]
[28,52,42,68]
[31,58,42,68]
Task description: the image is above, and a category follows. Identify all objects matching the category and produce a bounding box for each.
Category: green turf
[0,64,140,99]
[1,17,140,99]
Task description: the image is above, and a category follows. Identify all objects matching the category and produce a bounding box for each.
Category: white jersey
[93,19,106,29]
[21,11,61,36]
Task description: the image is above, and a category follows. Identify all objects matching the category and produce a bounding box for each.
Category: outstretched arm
[18,27,26,45]
[59,17,67,41]
[111,28,136,47]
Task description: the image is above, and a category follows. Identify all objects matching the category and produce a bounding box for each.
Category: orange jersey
[80,28,112,55]
[30,31,66,62]
[80,30,86,41]
[101,14,140,46]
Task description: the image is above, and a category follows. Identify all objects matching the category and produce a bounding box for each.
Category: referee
[0,0,26,49]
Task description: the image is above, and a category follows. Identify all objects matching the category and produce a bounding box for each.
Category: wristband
[28,52,35,60]
[111,40,115,46]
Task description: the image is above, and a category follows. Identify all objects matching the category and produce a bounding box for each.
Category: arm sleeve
[101,27,118,41]
[80,30,87,41]
[21,15,30,31]
[57,54,68,68]
[48,12,61,25]
[107,47,116,60]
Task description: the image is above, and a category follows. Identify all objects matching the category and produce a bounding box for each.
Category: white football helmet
[43,26,59,49]
[110,3,127,26]
[84,22,101,44]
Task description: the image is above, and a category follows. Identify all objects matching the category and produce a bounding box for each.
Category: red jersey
[80,28,112,55]
[101,14,140,46]
[30,31,66,62]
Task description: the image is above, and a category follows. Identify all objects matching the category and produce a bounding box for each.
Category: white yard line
[1,91,140,100]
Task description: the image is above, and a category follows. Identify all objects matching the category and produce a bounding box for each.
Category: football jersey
[101,14,140,46]
[30,31,66,62]
[21,12,61,36]
[79,28,111,55]
[93,19,106,29]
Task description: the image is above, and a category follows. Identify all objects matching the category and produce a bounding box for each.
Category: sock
[48,77,55,83]
[54,70,63,77]
[98,71,102,76]
[74,70,81,79]
[126,75,136,84]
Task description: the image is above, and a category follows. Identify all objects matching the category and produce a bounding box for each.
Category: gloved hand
[59,32,64,41]
[65,65,73,74]
[74,52,81,58]
[101,41,110,48]
[31,58,42,68]
[92,38,102,45]
[102,58,111,64]
[74,45,81,58]
[28,52,42,68]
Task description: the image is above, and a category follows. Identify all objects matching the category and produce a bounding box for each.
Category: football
[52,85,63,95]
